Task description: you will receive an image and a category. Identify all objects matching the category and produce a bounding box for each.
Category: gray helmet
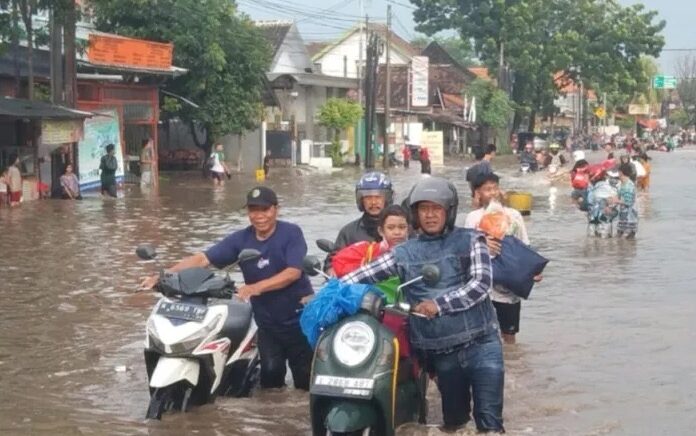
[407,177,459,232]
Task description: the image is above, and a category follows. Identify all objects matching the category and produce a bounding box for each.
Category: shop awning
[637,118,660,130]
[0,97,94,120]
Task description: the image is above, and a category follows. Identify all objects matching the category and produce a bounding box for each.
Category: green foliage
[89,0,271,147]
[669,108,689,129]
[318,98,363,131]
[467,78,513,130]
[412,0,665,130]
[318,98,362,166]
[676,55,696,129]
[411,34,475,67]
[616,115,636,130]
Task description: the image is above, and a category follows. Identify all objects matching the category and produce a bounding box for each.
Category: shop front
[0,96,91,201]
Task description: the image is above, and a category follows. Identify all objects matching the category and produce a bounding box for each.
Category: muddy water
[1,150,694,435]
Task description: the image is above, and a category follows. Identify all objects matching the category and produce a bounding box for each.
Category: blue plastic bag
[492,236,549,299]
[300,279,375,348]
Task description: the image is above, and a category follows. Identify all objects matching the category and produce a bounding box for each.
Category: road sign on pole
[653,75,677,89]
[594,107,606,119]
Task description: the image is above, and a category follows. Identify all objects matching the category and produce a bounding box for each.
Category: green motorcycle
[303,255,440,436]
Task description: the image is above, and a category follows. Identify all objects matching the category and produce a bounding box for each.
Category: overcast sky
[238,0,695,75]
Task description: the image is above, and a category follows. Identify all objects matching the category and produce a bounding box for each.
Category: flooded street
[1,149,695,436]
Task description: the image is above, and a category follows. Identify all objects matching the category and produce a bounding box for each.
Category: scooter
[136,244,262,419]
[302,251,440,436]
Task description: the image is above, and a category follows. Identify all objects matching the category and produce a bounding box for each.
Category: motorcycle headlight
[333,321,375,367]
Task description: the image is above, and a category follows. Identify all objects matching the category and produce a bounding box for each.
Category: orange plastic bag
[477,202,511,240]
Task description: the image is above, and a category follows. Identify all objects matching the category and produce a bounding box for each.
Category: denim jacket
[391,228,498,352]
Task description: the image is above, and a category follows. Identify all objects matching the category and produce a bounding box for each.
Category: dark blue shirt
[205,220,312,330]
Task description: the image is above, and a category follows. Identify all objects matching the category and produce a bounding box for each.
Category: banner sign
[42,120,83,144]
[78,109,124,190]
[88,34,173,70]
[411,56,429,107]
[421,131,444,166]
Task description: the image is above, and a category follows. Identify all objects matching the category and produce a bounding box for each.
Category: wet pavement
[1,149,695,435]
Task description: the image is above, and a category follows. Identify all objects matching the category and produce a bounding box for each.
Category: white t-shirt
[210,151,225,173]
[464,206,530,304]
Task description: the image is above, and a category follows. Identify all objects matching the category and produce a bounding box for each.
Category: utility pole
[357,0,364,105]
[603,92,607,128]
[63,1,77,107]
[364,28,380,169]
[580,79,584,134]
[382,4,391,169]
[49,7,63,103]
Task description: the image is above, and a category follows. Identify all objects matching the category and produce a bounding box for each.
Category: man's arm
[341,252,399,285]
[433,234,493,315]
[139,252,211,290]
[169,252,211,272]
[237,267,302,300]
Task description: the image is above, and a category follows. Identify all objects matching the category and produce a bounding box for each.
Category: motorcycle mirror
[316,239,336,253]
[136,244,157,261]
[238,249,262,263]
[302,255,322,276]
[421,264,440,287]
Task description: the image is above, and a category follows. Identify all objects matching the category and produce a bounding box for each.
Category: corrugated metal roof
[0,97,93,119]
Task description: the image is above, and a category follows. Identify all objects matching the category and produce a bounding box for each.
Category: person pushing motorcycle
[341,177,505,433]
[140,186,313,390]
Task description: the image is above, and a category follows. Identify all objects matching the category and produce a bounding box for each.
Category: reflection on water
[1,151,695,435]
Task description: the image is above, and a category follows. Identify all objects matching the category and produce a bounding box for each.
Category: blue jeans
[428,332,505,432]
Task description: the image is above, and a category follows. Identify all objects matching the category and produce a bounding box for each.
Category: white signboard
[421,131,444,166]
[411,56,429,107]
[78,109,125,190]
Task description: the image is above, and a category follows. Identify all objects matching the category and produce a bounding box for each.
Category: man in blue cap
[140,186,313,390]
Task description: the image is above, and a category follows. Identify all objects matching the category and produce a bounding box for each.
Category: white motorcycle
[136,244,261,419]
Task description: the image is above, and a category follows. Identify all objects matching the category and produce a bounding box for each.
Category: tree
[676,55,696,128]
[411,34,475,67]
[411,0,665,132]
[317,98,363,166]
[89,0,271,155]
[467,78,513,145]
[17,0,37,99]
[669,108,689,129]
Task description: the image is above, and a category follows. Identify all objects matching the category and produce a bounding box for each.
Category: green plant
[317,98,363,166]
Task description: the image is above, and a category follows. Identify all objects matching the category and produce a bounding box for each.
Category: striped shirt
[341,233,493,315]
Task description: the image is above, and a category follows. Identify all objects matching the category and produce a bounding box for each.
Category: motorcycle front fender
[324,400,378,434]
[149,356,200,388]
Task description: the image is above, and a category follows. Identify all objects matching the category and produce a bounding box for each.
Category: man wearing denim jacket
[342,177,504,433]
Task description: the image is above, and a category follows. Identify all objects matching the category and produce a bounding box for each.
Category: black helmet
[355,171,394,212]
[407,177,459,233]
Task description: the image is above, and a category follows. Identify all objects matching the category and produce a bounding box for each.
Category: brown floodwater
[1,150,694,435]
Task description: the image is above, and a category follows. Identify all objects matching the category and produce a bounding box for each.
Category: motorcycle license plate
[157,302,208,322]
[312,375,375,398]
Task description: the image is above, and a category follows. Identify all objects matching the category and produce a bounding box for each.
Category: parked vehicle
[136,244,262,419]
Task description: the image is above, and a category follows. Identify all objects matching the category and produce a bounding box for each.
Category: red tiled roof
[468,67,490,80]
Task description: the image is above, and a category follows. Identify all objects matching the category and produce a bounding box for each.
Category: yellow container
[506,191,533,216]
[255,169,265,182]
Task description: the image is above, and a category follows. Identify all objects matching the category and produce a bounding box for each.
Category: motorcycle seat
[220,300,253,349]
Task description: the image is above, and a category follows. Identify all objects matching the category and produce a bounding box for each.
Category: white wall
[272,24,314,74]
[315,31,411,79]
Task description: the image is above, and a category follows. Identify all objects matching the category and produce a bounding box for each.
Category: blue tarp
[300,279,374,348]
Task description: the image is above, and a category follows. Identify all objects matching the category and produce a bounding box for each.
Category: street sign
[628,104,650,115]
[653,75,677,89]
[594,107,606,119]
